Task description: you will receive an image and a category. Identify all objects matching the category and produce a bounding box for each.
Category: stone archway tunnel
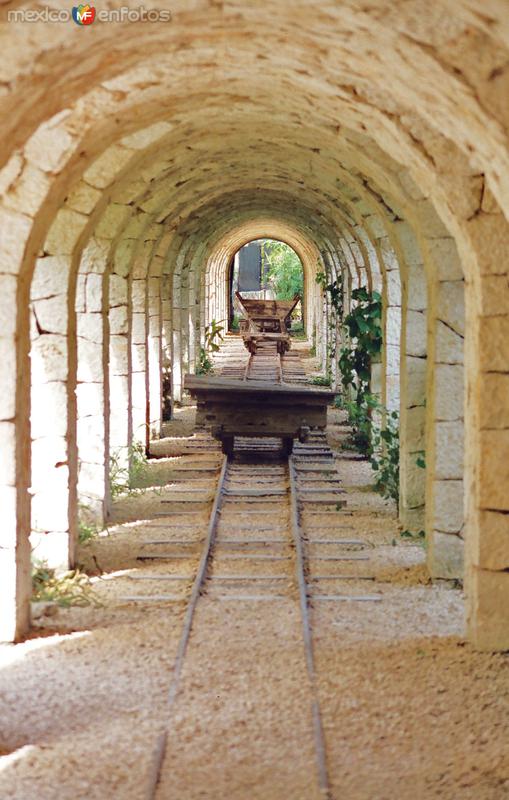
[0,2,509,796]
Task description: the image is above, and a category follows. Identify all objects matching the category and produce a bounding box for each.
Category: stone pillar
[395,221,427,534]
[466,210,509,650]
[426,245,465,580]
[30,206,89,570]
[0,259,31,641]
[75,239,110,524]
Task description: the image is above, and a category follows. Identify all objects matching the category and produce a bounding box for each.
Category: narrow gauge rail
[144,330,379,797]
[145,436,379,799]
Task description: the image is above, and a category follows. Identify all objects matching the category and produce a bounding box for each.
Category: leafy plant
[262,240,303,300]
[340,287,382,401]
[32,560,101,608]
[401,529,425,541]
[204,319,225,353]
[109,440,148,497]
[78,521,98,545]
[310,374,332,386]
[315,271,344,319]
[371,409,400,504]
[196,319,225,375]
[129,440,148,484]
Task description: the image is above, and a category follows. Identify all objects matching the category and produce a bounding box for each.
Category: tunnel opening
[229,238,305,334]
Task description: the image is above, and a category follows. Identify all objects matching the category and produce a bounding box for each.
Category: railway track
[214,333,307,384]
[139,334,380,796]
[139,434,380,799]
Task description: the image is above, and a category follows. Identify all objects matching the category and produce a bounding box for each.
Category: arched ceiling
[1,0,508,302]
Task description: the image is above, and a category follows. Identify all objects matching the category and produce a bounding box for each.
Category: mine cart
[184,374,334,456]
[235,291,300,355]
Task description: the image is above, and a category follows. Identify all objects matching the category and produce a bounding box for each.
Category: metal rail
[289,454,333,800]
[149,454,228,798]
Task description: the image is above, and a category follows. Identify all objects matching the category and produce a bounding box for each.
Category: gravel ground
[0,404,507,799]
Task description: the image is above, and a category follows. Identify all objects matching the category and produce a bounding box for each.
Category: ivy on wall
[316,272,400,505]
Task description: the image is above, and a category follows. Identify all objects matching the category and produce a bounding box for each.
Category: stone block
[405,356,427,406]
[435,364,464,420]
[407,268,427,312]
[436,280,465,336]
[80,237,110,274]
[0,275,17,336]
[65,181,101,215]
[76,382,104,419]
[405,406,426,451]
[45,208,88,256]
[468,568,509,651]
[78,460,106,501]
[32,478,70,533]
[394,221,424,268]
[31,435,67,484]
[131,313,147,344]
[479,275,509,317]
[95,203,131,239]
[121,121,172,149]
[110,335,128,374]
[77,416,104,463]
[406,309,426,357]
[479,429,509,510]
[24,119,74,173]
[85,273,103,313]
[428,531,464,580]
[0,207,32,274]
[474,511,509,571]
[109,305,128,335]
[33,295,68,335]
[77,340,103,382]
[113,239,136,277]
[401,451,426,509]
[131,280,146,308]
[384,343,400,375]
[435,320,463,364]
[0,337,16,420]
[75,273,86,313]
[433,479,464,533]
[0,486,18,547]
[479,373,509,429]
[385,307,401,347]
[0,421,16,484]
[109,274,128,306]
[132,343,147,371]
[31,256,70,300]
[4,162,51,217]
[31,381,68,438]
[77,312,103,345]
[467,213,509,276]
[31,333,67,382]
[480,316,509,372]
[84,145,133,189]
[427,237,463,281]
[379,237,399,271]
[435,421,464,480]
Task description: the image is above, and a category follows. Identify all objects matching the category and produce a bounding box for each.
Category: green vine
[315,271,344,319]
[196,319,225,376]
[339,287,382,402]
